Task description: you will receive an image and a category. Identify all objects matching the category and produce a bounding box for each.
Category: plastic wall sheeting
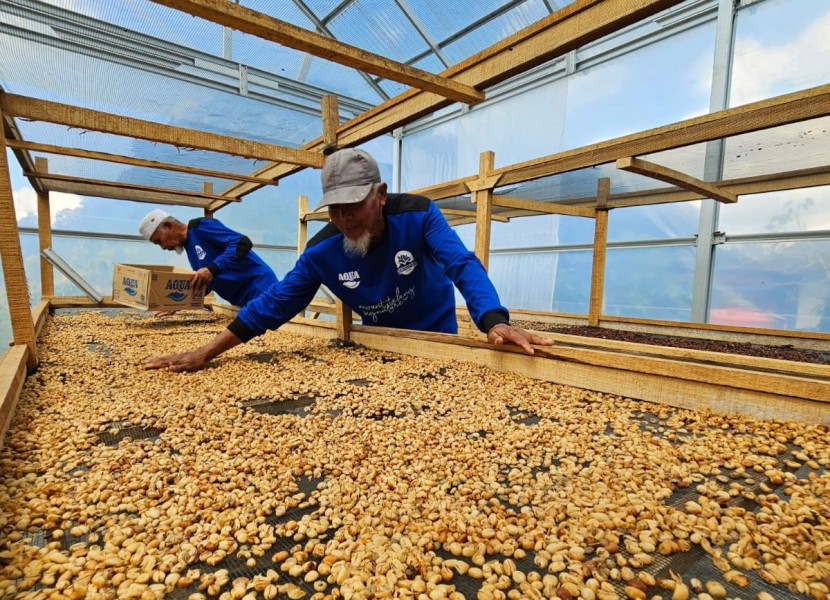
[711,240,830,331]
[402,17,714,319]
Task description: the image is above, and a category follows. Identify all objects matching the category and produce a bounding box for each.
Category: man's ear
[376,182,388,207]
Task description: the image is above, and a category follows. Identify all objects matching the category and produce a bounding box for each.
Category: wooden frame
[1,0,828,448]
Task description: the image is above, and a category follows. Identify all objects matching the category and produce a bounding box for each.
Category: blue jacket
[186,218,278,308]
[229,194,508,341]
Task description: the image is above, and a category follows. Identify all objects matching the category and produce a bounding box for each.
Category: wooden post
[322,95,339,155]
[0,104,38,368]
[588,177,610,327]
[335,298,352,341]
[297,195,308,256]
[470,151,499,271]
[203,182,214,218]
[35,158,54,298]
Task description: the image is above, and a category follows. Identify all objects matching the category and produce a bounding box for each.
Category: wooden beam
[0,93,325,167]
[217,0,684,202]
[617,156,737,204]
[335,298,352,341]
[25,171,239,204]
[5,139,280,185]
[0,345,29,451]
[494,84,830,189]
[35,158,54,298]
[524,328,830,381]
[148,0,483,105]
[203,182,214,218]
[588,178,610,327]
[322,95,339,155]
[440,208,509,223]
[492,195,596,218]
[300,207,330,223]
[32,300,50,338]
[298,195,309,256]
[0,103,38,368]
[39,180,212,208]
[473,152,496,271]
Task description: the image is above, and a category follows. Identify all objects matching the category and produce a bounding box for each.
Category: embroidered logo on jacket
[195,245,206,260]
[395,250,417,275]
[339,270,361,289]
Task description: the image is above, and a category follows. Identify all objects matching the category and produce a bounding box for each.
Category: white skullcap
[139,209,170,240]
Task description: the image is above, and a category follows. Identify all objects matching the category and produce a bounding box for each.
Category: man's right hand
[144,351,209,372]
[143,329,243,373]
[152,310,178,318]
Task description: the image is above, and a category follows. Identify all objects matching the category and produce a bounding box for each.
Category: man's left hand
[191,268,214,293]
[487,323,554,355]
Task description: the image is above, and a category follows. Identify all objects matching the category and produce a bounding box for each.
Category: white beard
[174,246,184,255]
[343,233,372,258]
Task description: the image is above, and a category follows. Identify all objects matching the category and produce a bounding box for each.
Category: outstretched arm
[144,328,242,372]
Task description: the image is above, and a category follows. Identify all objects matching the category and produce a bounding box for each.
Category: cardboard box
[112,263,205,311]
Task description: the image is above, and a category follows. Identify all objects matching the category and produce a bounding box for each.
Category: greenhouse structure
[0,0,828,599]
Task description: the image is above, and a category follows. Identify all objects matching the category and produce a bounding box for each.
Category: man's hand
[152,310,178,318]
[191,267,214,293]
[144,351,209,372]
[144,329,243,373]
[487,323,554,355]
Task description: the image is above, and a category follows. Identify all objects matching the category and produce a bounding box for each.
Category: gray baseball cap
[318,148,381,209]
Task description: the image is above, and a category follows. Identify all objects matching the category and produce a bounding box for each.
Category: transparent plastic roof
[0,0,578,194]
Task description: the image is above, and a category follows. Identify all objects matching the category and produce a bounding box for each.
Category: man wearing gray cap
[139,209,278,312]
[145,148,551,371]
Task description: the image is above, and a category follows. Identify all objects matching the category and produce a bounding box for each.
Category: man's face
[328,183,387,242]
[150,222,181,251]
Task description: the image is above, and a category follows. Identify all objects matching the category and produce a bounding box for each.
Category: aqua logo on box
[165,279,192,302]
[122,276,139,296]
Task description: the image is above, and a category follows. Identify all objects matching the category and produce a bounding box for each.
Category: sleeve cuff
[479,309,509,333]
[207,264,221,277]
[228,318,257,343]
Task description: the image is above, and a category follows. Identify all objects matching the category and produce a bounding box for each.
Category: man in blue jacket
[139,209,278,312]
[145,149,551,371]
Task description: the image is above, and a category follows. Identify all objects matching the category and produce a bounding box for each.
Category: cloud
[730,9,830,106]
[13,187,83,224]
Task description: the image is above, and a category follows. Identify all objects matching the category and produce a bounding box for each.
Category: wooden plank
[352,326,829,401]
[349,327,830,423]
[0,345,29,451]
[47,295,118,308]
[473,151,495,271]
[298,195,309,256]
[300,208,330,223]
[424,164,830,210]
[588,178,609,326]
[322,95,339,155]
[0,93,324,167]
[440,208,509,223]
[495,84,830,188]
[32,300,50,338]
[35,158,54,298]
[523,329,830,380]
[617,156,737,204]
[492,195,596,218]
[5,139,280,185]
[217,0,684,202]
[25,171,239,203]
[148,0,483,105]
[335,298,352,341]
[0,104,38,369]
[39,180,213,208]
[503,308,830,351]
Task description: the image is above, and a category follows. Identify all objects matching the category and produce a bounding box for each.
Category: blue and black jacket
[185,218,278,308]
[229,194,508,341]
